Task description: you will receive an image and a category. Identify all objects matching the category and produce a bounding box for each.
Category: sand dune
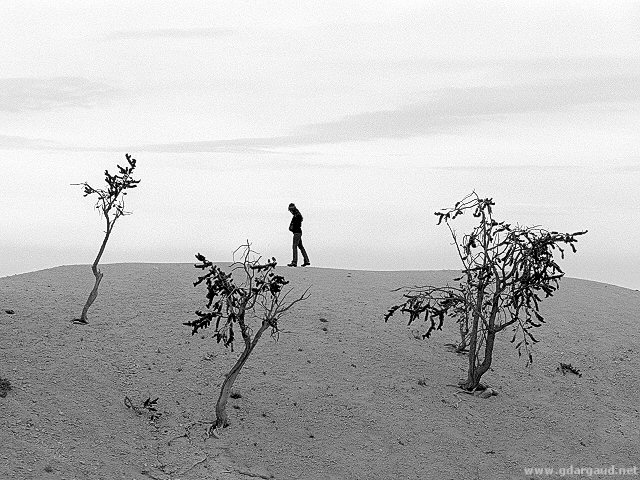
[1,263,638,479]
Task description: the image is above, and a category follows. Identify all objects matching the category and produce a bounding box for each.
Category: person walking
[287,203,310,267]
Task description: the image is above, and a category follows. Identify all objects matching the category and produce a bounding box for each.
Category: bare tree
[386,192,587,391]
[184,243,310,429]
[73,154,140,324]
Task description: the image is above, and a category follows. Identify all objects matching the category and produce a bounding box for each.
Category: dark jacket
[289,210,303,233]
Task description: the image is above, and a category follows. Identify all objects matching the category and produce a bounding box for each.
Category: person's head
[288,203,296,213]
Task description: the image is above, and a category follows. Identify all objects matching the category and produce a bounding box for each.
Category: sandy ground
[1,263,639,480]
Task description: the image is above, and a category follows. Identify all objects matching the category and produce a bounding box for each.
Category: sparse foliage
[557,362,582,377]
[124,395,160,421]
[385,191,587,391]
[184,242,309,429]
[73,154,140,324]
[0,377,12,398]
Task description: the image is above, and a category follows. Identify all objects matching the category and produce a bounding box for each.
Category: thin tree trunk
[473,299,501,386]
[461,329,496,390]
[464,295,501,389]
[460,283,485,390]
[479,331,496,374]
[77,224,112,324]
[78,268,104,323]
[461,324,479,390]
[215,322,269,428]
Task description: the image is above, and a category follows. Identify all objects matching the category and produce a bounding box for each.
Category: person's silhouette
[287,203,310,267]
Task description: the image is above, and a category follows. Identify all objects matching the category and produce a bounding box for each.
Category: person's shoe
[287,263,297,267]
[301,262,311,267]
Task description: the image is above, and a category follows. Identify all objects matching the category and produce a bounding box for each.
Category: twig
[206,424,221,439]
[179,456,208,476]
[450,392,466,408]
[222,469,272,479]
[236,470,272,479]
[141,469,169,480]
[167,433,187,445]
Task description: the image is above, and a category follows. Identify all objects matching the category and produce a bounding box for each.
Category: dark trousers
[292,233,309,265]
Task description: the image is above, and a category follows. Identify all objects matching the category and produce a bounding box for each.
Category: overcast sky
[1,1,639,289]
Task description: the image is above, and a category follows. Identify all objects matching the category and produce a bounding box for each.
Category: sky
[1,1,639,290]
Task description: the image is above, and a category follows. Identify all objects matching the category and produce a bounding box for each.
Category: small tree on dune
[73,154,140,324]
[385,191,587,391]
[184,243,310,430]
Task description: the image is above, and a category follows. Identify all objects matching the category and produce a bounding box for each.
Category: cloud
[0,77,118,112]
[3,72,636,154]
[388,55,640,79]
[106,28,235,40]
[0,134,61,150]
[429,164,582,172]
[132,74,639,153]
